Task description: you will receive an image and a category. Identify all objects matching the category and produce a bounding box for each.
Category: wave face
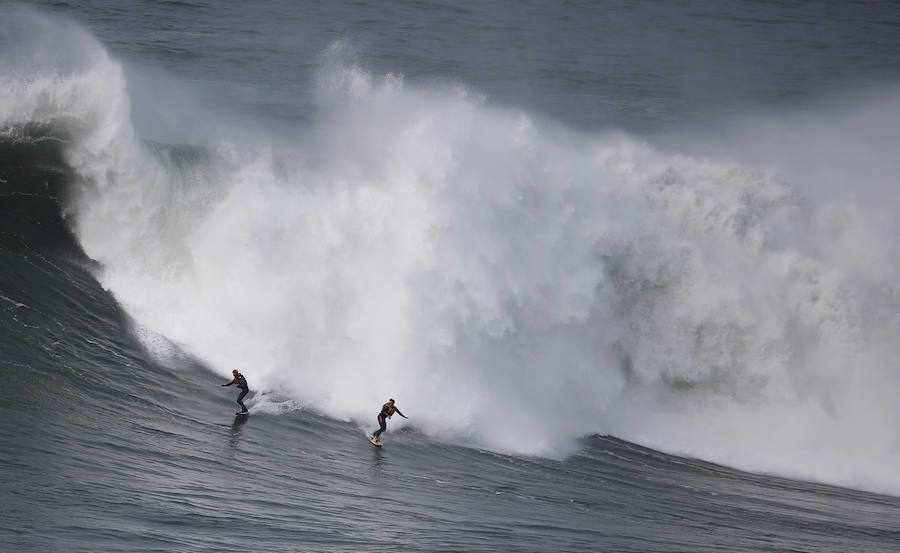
[5,3,900,505]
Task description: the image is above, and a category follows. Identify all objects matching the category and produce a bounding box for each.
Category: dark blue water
[4,1,900,551]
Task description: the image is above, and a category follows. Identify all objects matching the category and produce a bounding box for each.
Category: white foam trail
[7,9,900,495]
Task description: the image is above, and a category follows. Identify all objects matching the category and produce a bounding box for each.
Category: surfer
[371,399,407,441]
[221,369,250,414]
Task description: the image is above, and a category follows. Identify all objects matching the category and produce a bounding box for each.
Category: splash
[6,7,900,496]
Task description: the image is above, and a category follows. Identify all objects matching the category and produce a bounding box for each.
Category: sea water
[3,2,900,551]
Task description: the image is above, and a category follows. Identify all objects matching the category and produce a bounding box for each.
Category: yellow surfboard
[369,437,382,447]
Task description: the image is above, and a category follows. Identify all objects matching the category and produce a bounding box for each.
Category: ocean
[3,1,900,551]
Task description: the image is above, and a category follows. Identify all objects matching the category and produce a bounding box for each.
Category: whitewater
[4,3,900,498]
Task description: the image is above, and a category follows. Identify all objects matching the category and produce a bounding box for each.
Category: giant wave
[5,6,900,497]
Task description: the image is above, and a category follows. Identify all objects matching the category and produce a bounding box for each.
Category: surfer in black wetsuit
[371,399,407,441]
[221,369,250,413]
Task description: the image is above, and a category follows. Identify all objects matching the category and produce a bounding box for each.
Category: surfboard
[235,411,249,415]
[369,437,382,447]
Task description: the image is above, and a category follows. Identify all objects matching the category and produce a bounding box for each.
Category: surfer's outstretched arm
[221,381,233,387]
[395,408,408,419]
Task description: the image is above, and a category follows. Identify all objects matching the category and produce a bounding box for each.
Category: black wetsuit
[373,402,404,439]
[224,373,249,412]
